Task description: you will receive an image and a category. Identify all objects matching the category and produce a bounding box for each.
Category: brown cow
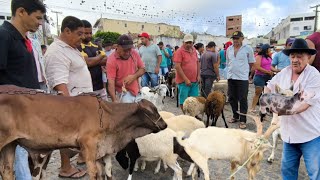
[0,85,167,180]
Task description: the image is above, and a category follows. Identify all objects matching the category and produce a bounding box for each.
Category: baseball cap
[286,38,295,45]
[261,44,274,51]
[138,32,150,39]
[183,34,194,42]
[231,31,244,38]
[207,41,216,48]
[256,43,263,48]
[117,34,134,49]
[157,41,164,46]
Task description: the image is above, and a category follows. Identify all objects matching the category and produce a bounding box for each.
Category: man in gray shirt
[138,32,162,87]
[200,41,220,97]
[226,31,255,129]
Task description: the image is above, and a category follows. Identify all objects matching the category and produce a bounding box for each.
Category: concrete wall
[97,18,181,38]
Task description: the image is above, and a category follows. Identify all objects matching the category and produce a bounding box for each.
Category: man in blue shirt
[271,38,295,72]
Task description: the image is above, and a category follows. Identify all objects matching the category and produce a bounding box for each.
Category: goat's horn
[237,112,263,135]
[263,123,280,139]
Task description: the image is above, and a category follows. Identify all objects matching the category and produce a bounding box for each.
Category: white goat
[174,114,279,180]
[140,84,169,110]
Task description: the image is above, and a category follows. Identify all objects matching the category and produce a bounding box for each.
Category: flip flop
[239,122,247,129]
[59,168,86,179]
[228,118,238,123]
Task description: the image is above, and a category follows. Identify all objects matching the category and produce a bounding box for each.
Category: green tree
[94,31,121,45]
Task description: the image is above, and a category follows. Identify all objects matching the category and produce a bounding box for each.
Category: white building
[0,12,11,25]
[265,12,315,43]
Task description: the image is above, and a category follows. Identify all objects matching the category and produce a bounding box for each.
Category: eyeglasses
[185,41,193,44]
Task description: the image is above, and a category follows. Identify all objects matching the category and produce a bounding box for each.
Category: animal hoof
[267,158,274,163]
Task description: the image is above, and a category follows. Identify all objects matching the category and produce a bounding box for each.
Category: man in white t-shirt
[44,16,90,179]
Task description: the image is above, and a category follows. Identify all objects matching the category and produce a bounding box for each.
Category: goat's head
[158,84,169,98]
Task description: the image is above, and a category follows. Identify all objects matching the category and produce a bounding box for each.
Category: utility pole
[52,10,62,36]
[311,4,320,32]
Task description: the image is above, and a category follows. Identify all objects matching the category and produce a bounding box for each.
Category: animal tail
[174,131,188,147]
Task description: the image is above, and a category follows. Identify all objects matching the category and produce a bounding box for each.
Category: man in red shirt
[174,34,200,111]
[107,34,145,103]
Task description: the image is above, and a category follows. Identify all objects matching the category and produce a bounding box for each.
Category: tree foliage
[94,31,121,45]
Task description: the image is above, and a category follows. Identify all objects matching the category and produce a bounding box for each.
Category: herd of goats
[0,73,312,180]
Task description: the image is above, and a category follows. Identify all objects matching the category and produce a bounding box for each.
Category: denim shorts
[253,74,271,87]
[178,82,199,105]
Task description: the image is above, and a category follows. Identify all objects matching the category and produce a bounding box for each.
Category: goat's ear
[275,84,281,93]
[243,137,255,143]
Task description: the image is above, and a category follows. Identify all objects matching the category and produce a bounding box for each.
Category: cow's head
[136,99,167,133]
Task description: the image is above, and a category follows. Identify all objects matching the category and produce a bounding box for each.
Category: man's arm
[155,46,162,74]
[123,68,145,85]
[306,39,316,65]
[54,84,70,96]
[107,79,118,102]
[213,56,220,81]
[175,62,190,85]
[83,55,106,67]
[163,49,170,58]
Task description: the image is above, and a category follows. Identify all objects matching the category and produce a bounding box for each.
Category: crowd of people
[0,0,320,179]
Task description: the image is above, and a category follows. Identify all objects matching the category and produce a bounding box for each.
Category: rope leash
[119,83,127,102]
[227,137,268,179]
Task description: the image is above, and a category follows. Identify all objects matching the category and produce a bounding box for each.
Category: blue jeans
[15,146,32,180]
[281,136,320,180]
[141,72,158,88]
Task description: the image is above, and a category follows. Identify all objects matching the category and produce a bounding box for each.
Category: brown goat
[205,91,228,128]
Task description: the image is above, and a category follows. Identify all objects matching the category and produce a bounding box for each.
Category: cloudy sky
[0,0,319,38]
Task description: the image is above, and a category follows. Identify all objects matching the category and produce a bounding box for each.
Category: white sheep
[136,111,175,173]
[174,113,279,180]
[164,115,206,133]
[133,128,183,180]
[183,97,206,120]
[134,114,205,176]
[140,84,169,110]
[159,111,175,120]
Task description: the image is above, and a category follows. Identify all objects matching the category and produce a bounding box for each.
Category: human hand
[155,66,160,74]
[123,75,136,85]
[185,79,191,86]
[101,66,106,73]
[216,76,220,82]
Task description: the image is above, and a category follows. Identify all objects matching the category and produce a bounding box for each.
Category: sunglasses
[185,41,193,44]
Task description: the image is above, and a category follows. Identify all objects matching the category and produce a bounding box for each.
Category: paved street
[43,84,309,180]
